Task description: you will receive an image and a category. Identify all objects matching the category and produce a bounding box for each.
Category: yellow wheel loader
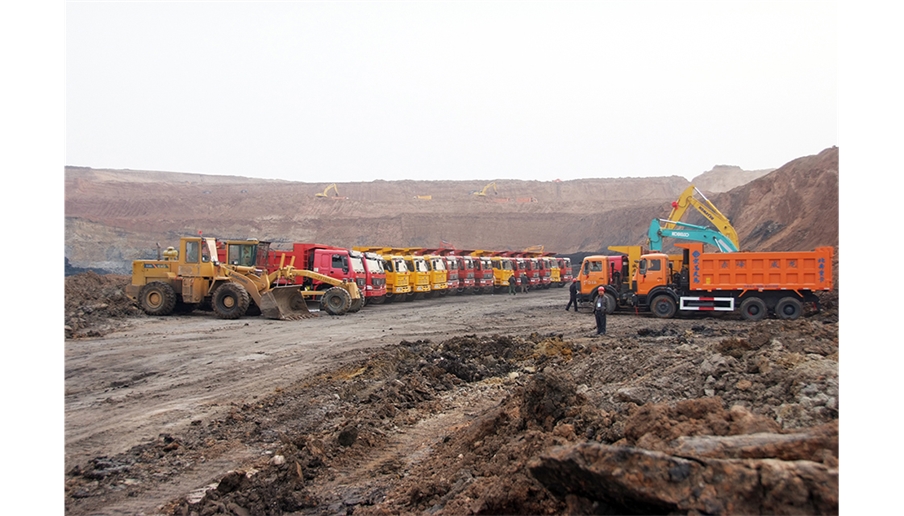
[125,236,358,320]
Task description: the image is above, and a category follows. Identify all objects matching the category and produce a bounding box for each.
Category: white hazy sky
[65,1,837,182]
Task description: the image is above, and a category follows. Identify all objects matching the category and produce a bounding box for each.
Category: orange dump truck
[633,242,833,320]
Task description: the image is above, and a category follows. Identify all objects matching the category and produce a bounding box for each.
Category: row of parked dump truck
[125,236,575,320]
[124,185,834,322]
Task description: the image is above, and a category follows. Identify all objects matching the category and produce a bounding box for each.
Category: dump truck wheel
[605,293,617,315]
[348,295,364,313]
[370,295,386,305]
[776,297,803,320]
[651,295,677,319]
[139,282,177,316]
[321,287,351,315]
[212,283,250,319]
[740,297,767,321]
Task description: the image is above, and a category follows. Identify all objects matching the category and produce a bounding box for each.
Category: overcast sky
[65,1,837,182]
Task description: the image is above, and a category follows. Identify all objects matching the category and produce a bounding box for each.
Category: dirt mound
[65,311,838,514]
[64,272,139,338]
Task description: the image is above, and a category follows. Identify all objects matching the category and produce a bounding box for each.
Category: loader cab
[223,240,266,268]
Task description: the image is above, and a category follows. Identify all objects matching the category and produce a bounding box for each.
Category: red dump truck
[266,243,365,312]
[633,242,833,320]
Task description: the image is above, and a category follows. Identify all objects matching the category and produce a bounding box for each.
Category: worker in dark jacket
[508,272,517,295]
[594,286,608,335]
[566,279,579,311]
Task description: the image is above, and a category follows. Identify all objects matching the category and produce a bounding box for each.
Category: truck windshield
[394,259,408,273]
[350,256,366,274]
[365,257,384,273]
[228,244,257,266]
[432,259,445,271]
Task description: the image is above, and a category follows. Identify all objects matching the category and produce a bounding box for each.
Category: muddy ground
[64,273,838,515]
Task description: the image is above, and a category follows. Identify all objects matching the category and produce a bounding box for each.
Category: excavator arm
[665,185,739,250]
[649,219,739,253]
[473,182,497,196]
[315,184,339,197]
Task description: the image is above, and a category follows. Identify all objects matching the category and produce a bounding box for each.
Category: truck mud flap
[259,286,317,320]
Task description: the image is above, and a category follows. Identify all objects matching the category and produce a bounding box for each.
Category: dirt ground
[64,273,838,515]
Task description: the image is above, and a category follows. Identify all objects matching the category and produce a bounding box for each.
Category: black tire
[320,287,351,315]
[370,295,386,305]
[605,293,617,315]
[212,283,250,319]
[138,282,177,316]
[740,297,767,321]
[651,295,677,319]
[776,296,803,320]
[348,295,364,313]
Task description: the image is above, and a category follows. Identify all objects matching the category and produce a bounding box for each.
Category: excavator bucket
[258,286,317,320]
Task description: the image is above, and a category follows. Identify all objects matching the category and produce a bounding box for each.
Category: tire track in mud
[308,385,508,508]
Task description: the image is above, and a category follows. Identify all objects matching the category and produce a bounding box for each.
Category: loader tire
[348,295,364,313]
[604,293,617,315]
[651,295,677,319]
[212,283,250,319]
[321,287,351,315]
[776,297,803,320]
[139,282,177,316]
[740,297,767,321]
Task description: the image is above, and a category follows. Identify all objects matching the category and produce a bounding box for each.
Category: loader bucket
[259,286,317,320]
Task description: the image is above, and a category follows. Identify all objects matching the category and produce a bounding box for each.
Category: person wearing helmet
[593,286,608,335]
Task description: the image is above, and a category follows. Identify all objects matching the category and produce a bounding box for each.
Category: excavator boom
[649,219,739,253]
[665,185,739,249]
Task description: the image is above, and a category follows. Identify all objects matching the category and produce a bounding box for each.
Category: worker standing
[566,279,579,311]
[594,286,608,335]
[508,273,517,295]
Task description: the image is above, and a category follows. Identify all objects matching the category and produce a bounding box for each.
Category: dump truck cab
[471,255,495,294]
[557,257,573,284]
[456,254,476,293]
[360,251,388,303]
[489,256,515,292]
[535,257,552,288]
[355,247,411,302]
[415,250,449,297]
[379,254,411,301]
[543,255,561,286]
[441,255,461,294]
[400,251,431,300]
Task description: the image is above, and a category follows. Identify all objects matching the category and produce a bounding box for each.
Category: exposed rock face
[64,147,838,273]
[691,165,775,193]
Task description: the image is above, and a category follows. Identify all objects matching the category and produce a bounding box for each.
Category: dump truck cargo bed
[678,242,833,292]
